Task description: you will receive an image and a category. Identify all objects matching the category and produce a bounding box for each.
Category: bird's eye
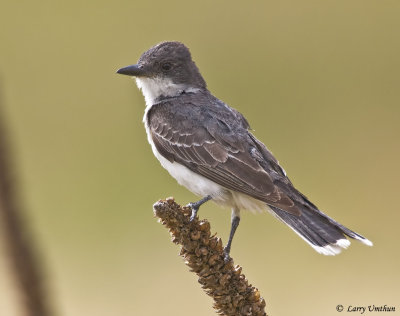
[161,62,172,71]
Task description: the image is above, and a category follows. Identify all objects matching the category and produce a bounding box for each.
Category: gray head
[117,42,207,105]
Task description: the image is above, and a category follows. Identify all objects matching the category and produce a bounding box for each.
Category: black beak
[116,64,147,77]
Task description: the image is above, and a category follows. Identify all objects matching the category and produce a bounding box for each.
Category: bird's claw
[187,203,198,222]
[223,247,232,263]
[186,195,212,222]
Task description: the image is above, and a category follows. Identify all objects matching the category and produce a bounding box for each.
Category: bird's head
[117,41,206,105]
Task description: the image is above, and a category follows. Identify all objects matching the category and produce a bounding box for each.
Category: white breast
[143,105,225,198]
[136,76,221,198]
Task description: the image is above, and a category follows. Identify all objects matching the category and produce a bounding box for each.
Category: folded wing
[148,101,301,216]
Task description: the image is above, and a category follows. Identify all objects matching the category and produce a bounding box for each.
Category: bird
[117,41,372,260]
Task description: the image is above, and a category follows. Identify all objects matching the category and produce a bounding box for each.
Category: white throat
[135,76,200,107]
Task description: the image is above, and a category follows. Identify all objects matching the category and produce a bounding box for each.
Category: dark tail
[269,205,373,255]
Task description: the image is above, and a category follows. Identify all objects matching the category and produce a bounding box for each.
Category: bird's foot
[186,195,212,222]
[187,203,199,222]
[223,246,232,263]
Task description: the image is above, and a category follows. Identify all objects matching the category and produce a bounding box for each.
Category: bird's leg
[188,195,212,222]
[224,207,241,262]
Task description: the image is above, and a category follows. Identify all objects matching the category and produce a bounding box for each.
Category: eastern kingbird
[117,41,372,259]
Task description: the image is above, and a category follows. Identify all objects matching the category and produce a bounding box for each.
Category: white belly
[153,149,268,213]
[156,149,225,197]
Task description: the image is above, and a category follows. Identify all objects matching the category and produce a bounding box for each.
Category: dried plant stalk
[0,90,53,316]
[153,197,267,316]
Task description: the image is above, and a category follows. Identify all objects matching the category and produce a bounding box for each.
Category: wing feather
[147,99,301,216]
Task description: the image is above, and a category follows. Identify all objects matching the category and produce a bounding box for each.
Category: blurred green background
[0,1,399,315]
